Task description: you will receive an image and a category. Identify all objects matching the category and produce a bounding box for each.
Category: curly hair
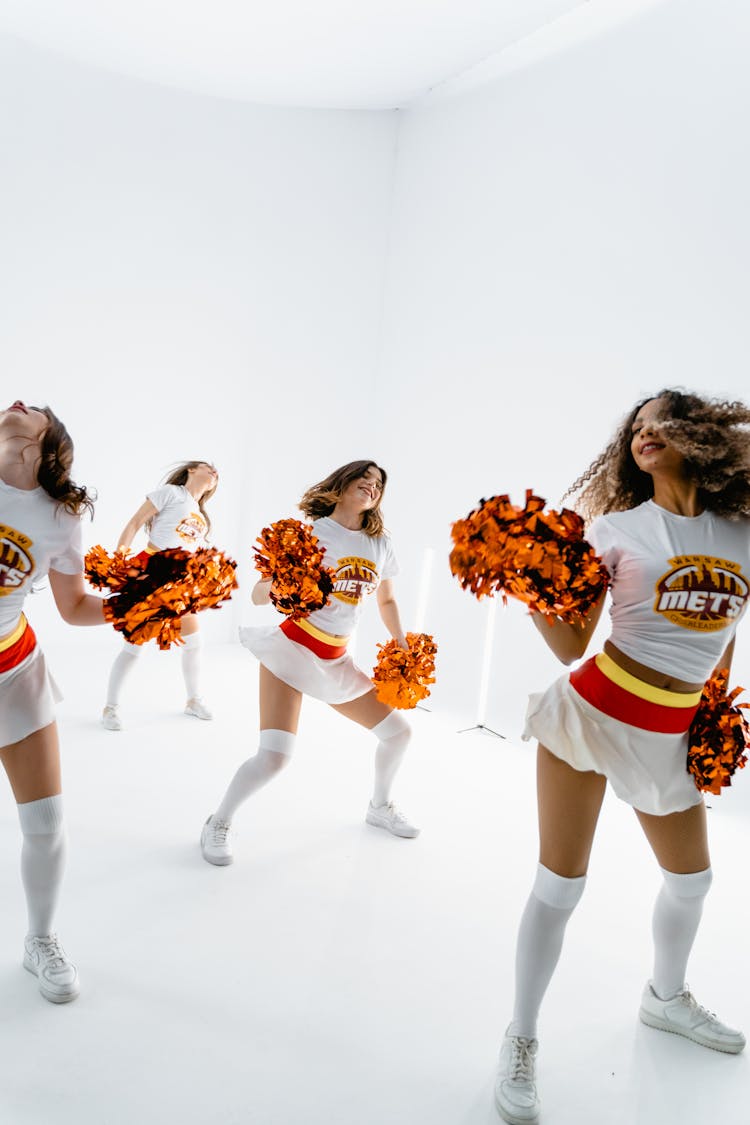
[299,460,387,537]
[564,388,750,522]
[156,461,217,535]
[35,406,95,517]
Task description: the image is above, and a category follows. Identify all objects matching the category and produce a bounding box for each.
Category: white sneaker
[201,815,233,865]
[365,801,420,838]
[23,934,80,1004]
[639,982,746,1054]
[495,1030,540,1125]
[101,705,122,731]
[185,698,213,721]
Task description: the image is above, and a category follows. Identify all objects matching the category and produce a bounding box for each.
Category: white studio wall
[0,34,399,644]
[375,0,750,733]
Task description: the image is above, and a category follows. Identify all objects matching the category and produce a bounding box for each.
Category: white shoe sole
[639,1009,746,1054]
[365,812,420,838]
[201,850,233,866]
[23,959,80,1004]
[493,1090,540,1125]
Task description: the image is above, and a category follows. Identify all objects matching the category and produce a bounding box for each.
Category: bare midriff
[604,639,703,694]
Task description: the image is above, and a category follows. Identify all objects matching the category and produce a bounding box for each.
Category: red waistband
[569,657,699,734]
[0,619,37,674]
[280,618,347,659]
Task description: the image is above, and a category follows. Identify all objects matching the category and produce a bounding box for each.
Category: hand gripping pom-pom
[253,518,335,619]
[687,669,749,795]
[85,545,238,650]
[372,632,438,710]
[449,489,610,624]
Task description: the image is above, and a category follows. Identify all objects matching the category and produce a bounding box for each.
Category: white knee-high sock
[509,863,587,1039]
[105,641,141,707]
[214,729,296,823]
[181,632,203,700]
[371,712,411,807]
[18,795,67,937]
[651,866,712,1000]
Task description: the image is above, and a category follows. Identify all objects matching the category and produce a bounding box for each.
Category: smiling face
[187,462,219,499]
[342,464,384,512]
[1,400,49,444]
[630,397,686,478]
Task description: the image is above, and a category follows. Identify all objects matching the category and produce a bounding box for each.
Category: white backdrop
[2,0,749,737]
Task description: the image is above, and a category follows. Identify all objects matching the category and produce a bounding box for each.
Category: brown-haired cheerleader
[0,400,105,1003]
[495,389,750,1125]
[200,460,418,865]
[101,461,219,730]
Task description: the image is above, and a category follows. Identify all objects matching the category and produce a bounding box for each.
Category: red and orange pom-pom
[687,669,749,795]
[372,632,437,710]
[85,545,238,650]
[253,518,335,619]
[449,490,610,624]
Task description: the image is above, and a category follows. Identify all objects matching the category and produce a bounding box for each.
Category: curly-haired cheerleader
[101,461,219,730]
[200,460,418,865]
[495,390,749,1125]
[1,400,105,1002]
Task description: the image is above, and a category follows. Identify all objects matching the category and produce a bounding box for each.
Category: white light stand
[458,595,505,738]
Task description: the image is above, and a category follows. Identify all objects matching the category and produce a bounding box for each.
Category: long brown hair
[160,461,218,534]
[35,406,95,517]
[299,460,387,537]
[565,388,750,521]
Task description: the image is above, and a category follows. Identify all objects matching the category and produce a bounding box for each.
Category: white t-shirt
[146,484,208,551]
[303,516,399,638]
[0,478,84,635]
[589,500,750,681]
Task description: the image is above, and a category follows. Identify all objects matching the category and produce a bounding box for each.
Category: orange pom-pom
[253,518,335,619]
[87,546,238,650]
[687,669,749,795]
[450,490,610,624]
[372,632,437,710]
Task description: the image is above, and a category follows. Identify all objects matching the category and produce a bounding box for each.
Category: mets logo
[332,556,378,604]
[0,524,35,597]
[654,555,749,632]
[176,512,207,544]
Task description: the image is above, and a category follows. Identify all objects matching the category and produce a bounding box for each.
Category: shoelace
[680,989,717,1022]
[509,1037,536,1083]
[382,803,406,824]
[34,936,67,970]
[211,820,231,844]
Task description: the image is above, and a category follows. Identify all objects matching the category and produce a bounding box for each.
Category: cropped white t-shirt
[303,516,399,638]
[146,485,208,551]
[589,500,750,681]
[0,478,84,635]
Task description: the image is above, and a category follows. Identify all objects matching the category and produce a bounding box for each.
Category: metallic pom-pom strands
[85,546,238,649]
[449,490,610,624]
[253,518,335,619]
[687,669,749,795]
[372,632,438,710]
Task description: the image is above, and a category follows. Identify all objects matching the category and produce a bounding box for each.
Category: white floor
[1,640,748,1125]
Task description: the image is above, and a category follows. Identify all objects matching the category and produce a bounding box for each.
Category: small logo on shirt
[175,512,207,545]
[0,524,34,596]
[654,555,748,632]
[332,556,378,604]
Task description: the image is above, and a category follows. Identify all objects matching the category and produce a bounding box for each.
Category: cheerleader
[200,460,418,865]
[101,461,219,730]
[1,400,104,1002]
[495,390,749,1125]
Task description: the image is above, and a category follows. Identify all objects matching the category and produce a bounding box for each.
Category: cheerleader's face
[630,397,685,477]
[187,462,219,498]
[344,466,384,511]
[1,401,48,445]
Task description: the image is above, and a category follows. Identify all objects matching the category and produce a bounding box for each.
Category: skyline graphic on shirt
[654,554,748,631]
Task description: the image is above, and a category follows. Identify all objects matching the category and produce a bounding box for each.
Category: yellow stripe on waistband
[293,617,350,646]
[595,652,702,708]
[0,614,27,653]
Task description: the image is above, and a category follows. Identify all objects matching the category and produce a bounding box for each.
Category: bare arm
[251,578,272,606]
[377,578,408,649]
[49,569,106,626]
[530,593,607,666]
[117,499,158,552]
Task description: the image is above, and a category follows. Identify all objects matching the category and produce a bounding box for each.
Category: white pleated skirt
[522,672,703,816]
[0,645,63,747]
[238,625,373,704]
